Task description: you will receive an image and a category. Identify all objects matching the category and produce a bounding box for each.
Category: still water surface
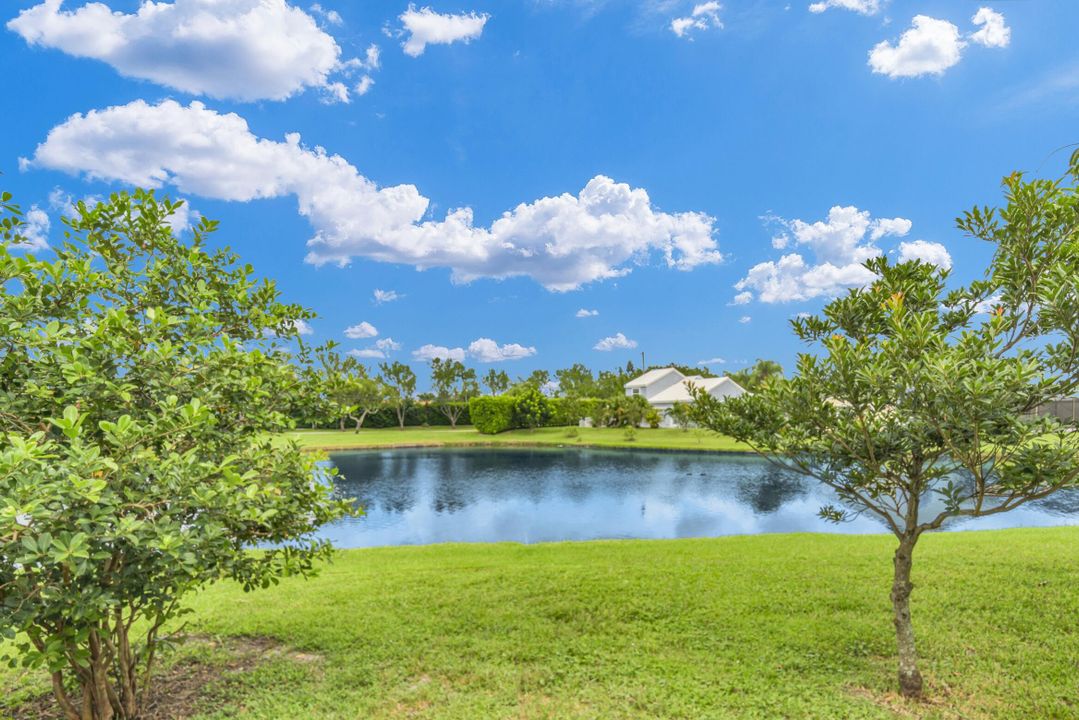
[321,448,1079,548]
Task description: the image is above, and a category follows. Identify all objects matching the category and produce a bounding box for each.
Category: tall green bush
[469,396,517,434]
[513,387,551,430]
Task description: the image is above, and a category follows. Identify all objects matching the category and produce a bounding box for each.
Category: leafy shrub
[668,401,695,431]
[548,397,601,427]
[513,386,551,430]
[623,427,638,441]
[469,396,517,434]
[592,395,652,428]
[0,190,350,719]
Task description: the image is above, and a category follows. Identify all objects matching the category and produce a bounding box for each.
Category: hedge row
[308,397,605,432]
[302,403,473,429]
[362,403,472,428]
[468,396,602,434]
[469,396,517,434]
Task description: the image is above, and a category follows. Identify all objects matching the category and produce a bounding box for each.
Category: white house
[623,367,746,428]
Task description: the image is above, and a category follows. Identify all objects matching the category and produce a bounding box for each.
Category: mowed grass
[289,426,750,453]
[7,530,1074,719]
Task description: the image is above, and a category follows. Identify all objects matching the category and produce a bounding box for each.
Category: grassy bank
[6,529,1078,719]
[289,426,750,453]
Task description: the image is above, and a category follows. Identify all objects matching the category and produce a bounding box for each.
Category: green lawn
[288,426,750,453]
[6,529,1078,719]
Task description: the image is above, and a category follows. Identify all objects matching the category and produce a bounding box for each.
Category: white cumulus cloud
[26,100,723,292]
[739,316,751,324]
[348,348,385,359]
[412,343,466,362]
[467,338,536,363]
[308,3,341,26]
[670,2,722,38]
[808,0,879,15]
[399,5,488,57]
[697,357,726,366]
[373,289,401,304]
[594,333,637,351]
[354,75,375,96]
[290,319,314,336]
[350,334,400,359]
[734,205,925,303]
[8,0,350,102]
[729,291,752,306]
[868,9,1009,79]
[7,205,51,252]
[970,7,1009,48]
[576,308,599,318]
[896,239,952,269]
[869,15,964,78]
[344,321,378,339]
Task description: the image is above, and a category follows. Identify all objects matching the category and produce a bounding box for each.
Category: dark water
[320,448,1079,548]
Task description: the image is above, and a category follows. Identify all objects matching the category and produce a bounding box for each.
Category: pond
[321,448,1079,548]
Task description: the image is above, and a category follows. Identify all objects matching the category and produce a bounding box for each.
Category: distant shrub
[363,403,470,429]
[668,401,695,431]
[549,397,601,427]
[645,408,661,429]
[592,395,651,428]
[469,396,517,434]
[623,427,638,442]
[563,427,579,439]
[513,387,551,430]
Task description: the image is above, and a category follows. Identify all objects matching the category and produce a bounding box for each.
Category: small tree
[595,368,632,398]
[592,395,651,428]
[513,369,551,394]
[0,190,350,719]
[555,363,597,398]
[668,401,695,431]
[349,377,387,431]
[317,350,369,431]
[724,359,783,392]
[379,361,417,429]
[482,368,511,395]
[694,158,1079,699]
[430,358,479,428]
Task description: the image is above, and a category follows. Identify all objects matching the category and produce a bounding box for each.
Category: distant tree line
[302,354,783,432]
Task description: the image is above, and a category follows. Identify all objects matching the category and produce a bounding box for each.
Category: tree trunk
[338,416,345,431]
[891,537,923,699]
[353,410,368,433]
[396,406,406,429]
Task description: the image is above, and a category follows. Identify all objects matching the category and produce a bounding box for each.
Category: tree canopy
[0,190,350,719]
[694,156,1079,698]
[430,358,479,427]
[379,361,417,429]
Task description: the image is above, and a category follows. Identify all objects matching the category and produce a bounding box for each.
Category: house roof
[649,376,740,404]
[624,367,682,388]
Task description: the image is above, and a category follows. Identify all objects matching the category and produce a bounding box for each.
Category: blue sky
[3,0,1077,385]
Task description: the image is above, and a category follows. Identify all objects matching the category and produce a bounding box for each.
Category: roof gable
[624,367,683,388]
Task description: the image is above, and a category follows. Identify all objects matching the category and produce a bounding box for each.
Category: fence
[1025,398,1079,423]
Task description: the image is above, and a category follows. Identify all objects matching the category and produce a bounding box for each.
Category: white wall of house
[623,367,746,428]
[624,368,683,402]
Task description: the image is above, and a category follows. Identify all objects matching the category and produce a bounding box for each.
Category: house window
[632,389,640,395]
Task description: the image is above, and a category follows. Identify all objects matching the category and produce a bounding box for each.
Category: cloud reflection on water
[320,448,1079,548]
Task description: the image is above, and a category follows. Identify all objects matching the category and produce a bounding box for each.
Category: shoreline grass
[288,426,751,453]
[5,528,1077,719]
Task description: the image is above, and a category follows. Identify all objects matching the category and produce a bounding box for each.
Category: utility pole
[641,351,645,370]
